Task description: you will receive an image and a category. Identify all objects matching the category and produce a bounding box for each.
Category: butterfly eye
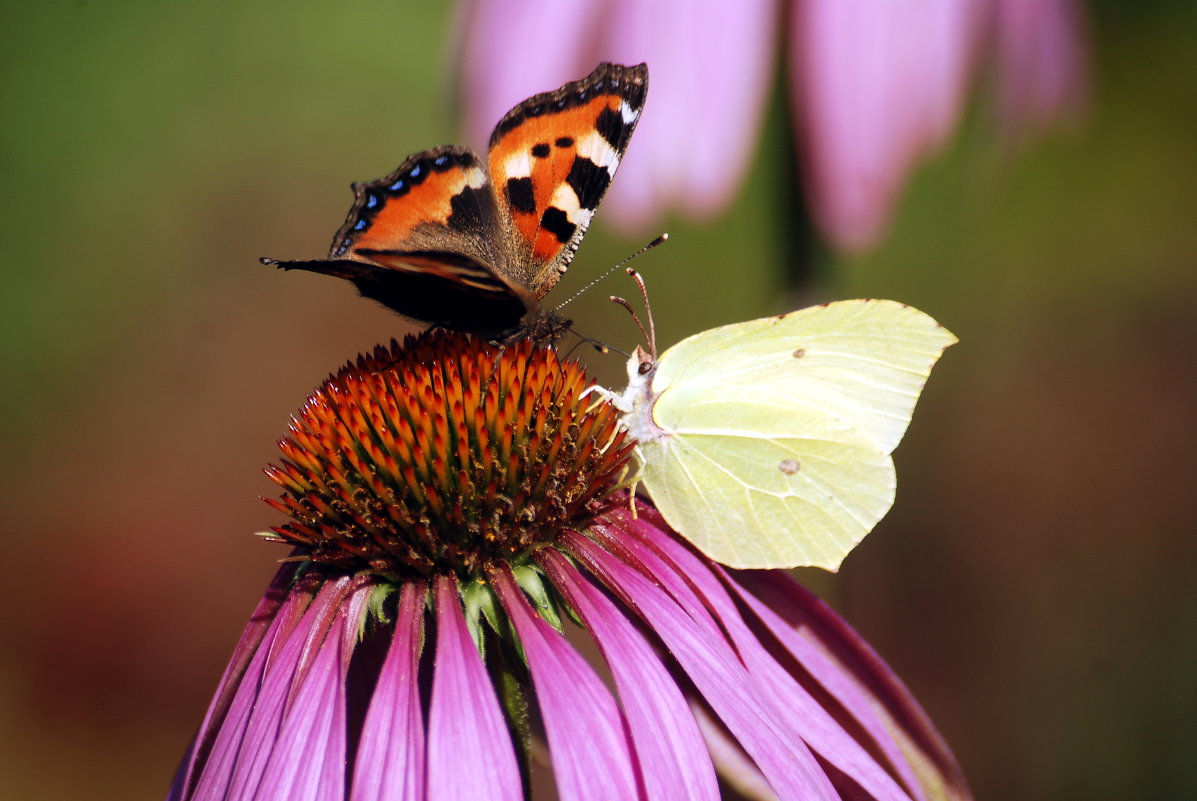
[637,359,653,376]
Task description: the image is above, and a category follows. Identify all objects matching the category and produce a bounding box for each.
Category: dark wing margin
[262,251,530,334]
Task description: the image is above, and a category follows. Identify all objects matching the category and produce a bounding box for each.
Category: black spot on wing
[446,183,495,236]
[531,143,551,158]
[555,136,574,148]
[505,177,536,215]
[565,157,610,209]
[595,107,629,149]
[540,207,577,245]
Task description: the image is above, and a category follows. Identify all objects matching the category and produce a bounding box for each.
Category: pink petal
[687,702,778,801]
[219,577,353,800]
[490,564,641,801]
[730,569,973,801]
[426,575,522,801]
[455,0,776,232]
[455,0,602,151]
[187,577,344,801]
[563,529,838,800]
[993,0,1089,135]
[350,581,428,801]
[537,549,720,801]
[617,516,912,801]
[169,562,302,801]
[598,0,779,229]
[253,583,372,801]
[792,0,982,251]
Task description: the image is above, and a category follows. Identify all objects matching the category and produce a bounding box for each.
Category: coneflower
[168,331,971,801]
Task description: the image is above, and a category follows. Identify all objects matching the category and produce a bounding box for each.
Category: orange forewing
[347,165,486,256]
[488,95,623,260]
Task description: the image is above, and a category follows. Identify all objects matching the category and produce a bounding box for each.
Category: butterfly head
[628,344,655,379]
[611,267,667,445]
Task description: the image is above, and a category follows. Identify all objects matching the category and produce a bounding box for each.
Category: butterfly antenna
[626,267,657,357]
[554,233,669,312]
[559,328,631,361]
[609,284,657,360]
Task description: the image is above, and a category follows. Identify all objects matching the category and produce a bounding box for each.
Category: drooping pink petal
[254,581,372,801]
[455,0,776,232]
[730,568,973,801]
[456,0,603,151]
[687,702,779,801]
[169,562,303,801]
[426,575,522,801]
[597,0,779,229]
[613,513,913,801]
[489,564,641,801]
[216,577,353,801]
[537,549,720,801]
[562,529,839,801]
[724,569,926,800]
[186,576,344,801]
[792,0,982,251]
[992,0,1089,136]
[350,581,428,801]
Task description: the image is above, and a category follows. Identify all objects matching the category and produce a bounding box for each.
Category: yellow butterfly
[613,299,956,570]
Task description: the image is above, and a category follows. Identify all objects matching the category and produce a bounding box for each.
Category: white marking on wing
[575,132,618,171]
[502,152,531,180]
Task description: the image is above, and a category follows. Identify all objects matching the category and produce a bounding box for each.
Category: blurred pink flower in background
[456,0,1088,252]
[458,0,776,231]
[991,0,1089,137]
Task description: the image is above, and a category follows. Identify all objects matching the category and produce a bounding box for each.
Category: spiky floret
[263,332,633,581]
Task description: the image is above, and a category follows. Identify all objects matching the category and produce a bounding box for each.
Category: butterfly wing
[487,62,647,298]
[265,145,534,333]
[637,384,894,570]
[265,63,648,333]
[632,299,956,570]
[653,300,958,454]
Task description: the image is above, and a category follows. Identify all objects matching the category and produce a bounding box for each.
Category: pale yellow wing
[653,299,957,454]
[627,299,956,570]
[637,385,895,570]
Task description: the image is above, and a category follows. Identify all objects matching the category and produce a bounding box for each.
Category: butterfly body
[618,300,957,570]
[264,63,648,338]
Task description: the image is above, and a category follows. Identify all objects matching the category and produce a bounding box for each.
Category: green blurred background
[1,3,1194,799]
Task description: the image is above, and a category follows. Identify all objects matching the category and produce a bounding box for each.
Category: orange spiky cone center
[263,332,633,581]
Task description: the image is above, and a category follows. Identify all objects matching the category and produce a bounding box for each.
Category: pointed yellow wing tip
[937,321,960,348]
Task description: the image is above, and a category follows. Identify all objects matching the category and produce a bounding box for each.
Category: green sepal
[512,564,561,631]
[496,655,533,784]
[365,583,395,627]
[459,578,496,659]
